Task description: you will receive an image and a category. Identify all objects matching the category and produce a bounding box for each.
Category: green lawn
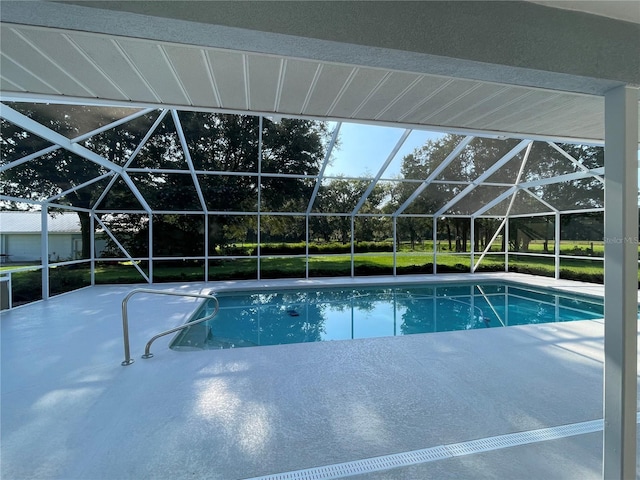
[3,246,639,307]
[85,251,616,283]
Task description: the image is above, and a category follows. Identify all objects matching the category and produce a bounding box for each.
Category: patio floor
[1,273,639,479]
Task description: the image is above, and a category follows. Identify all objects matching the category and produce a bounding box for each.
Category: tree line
[0,104,606,259]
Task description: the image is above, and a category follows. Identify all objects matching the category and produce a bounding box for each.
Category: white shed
[0,211,105,263]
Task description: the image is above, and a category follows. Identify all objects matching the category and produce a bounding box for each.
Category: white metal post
[257,116,263,281]
[148,214,153,283]
[432,217,437,274]
[350,216,355,278]
[504,218,509,272]
[554,212,560,279]
[7,273,12,310]
[204,214,209,282]
[40,206,49,299]
[305,216,310,279]
[470,217,475,273]
[602,85,639,480]
[392,217,397,276]
[90,213,95,286]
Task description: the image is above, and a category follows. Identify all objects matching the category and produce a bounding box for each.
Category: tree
[474,218,502,251]
[389,136,465,249]
[313,178,370,243]
[2,105,330,261]
[1,103,155,258]
[177,113,328,252]
[391,135,606,255]
[526,143,604,211]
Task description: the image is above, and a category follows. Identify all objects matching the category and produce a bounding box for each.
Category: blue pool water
[169,282,616,350]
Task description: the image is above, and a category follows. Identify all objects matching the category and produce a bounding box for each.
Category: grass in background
[3,241,639,307]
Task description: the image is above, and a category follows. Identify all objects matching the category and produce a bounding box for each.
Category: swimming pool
[169,282,611,350]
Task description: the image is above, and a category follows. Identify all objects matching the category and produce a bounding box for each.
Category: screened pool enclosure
[0,101,618,305]
[1,2,639,479]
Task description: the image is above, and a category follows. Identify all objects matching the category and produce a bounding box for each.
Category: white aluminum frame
[0,102,633,290]
[602,85,638,480]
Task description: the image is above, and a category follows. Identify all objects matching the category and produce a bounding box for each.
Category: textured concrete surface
[348,429,640,480]
[1,274,638,480]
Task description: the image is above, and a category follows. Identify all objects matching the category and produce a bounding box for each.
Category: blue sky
[324,123,445,178]
[326,124,640,196]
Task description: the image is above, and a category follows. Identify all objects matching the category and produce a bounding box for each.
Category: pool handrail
[121,288,219,366]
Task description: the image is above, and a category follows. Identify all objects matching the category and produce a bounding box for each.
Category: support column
[90,213,95,286]
[305,216,310,279]
[257,116,263,281]
[504,218,509,272]
[432,217,437,274]
[41,206,49,300]
[470,217,475,273]
[350,216,355,278]
[392,217,397,277]
[603,85,639,480]
[148,214,153,283]
[204,214,209,282]
[554,212,560,279]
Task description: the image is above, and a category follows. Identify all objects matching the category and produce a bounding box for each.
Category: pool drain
[245,413,640,480]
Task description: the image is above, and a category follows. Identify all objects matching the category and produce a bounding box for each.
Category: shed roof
[0,211,81,233]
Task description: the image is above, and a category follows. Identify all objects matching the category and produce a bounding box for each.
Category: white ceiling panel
[376,76,452,123]
[0,27,91,97]
[304,63,356,116]
[462,87,534,127]
[507,96,590,135]
[15,28,128,100]
[206,50,247,109]
[163,45,219,108]
[0,52,58,95]
[573,121,605,142]
[1,23,636,142]
[527,98,603,139]
[355,71,422,120]
[115,39,190,105]
[435,84,513,126]
[69,34,158,103]
[479,91,564,130]
[327,67,392,118]
[0,76,24,92]
[467,91,543,129]
[277,59,320,114]
[247,54,282,112]
[405,79,481,124]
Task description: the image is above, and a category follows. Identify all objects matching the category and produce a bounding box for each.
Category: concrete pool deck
[1,273,639,479]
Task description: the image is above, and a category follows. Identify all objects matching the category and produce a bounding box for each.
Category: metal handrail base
[121,288,219,366]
